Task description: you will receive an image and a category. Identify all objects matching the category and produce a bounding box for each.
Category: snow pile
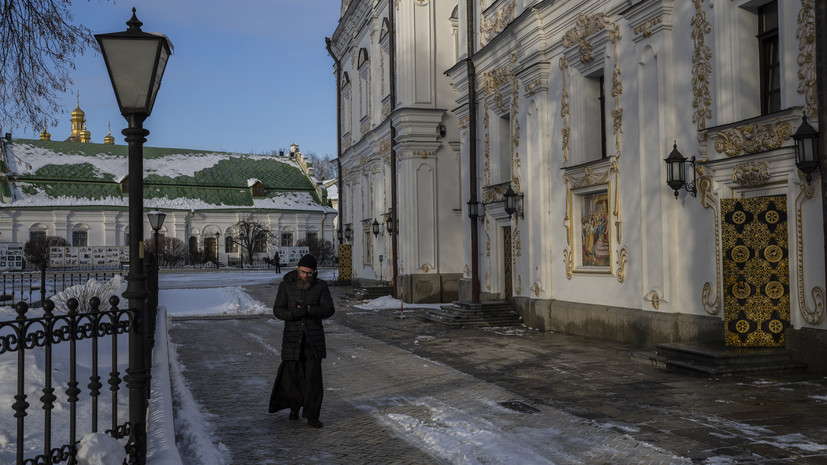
[76,433,126,465]
[159,287,269,317]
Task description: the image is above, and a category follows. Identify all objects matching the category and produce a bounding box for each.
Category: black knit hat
[297,254,317,270]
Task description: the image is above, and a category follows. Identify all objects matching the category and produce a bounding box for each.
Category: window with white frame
[758,1,780,115]
[583,71,607,160]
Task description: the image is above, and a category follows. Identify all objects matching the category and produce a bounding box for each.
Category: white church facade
[331,0,826,370]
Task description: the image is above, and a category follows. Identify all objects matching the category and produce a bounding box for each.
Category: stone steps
[417,300,522,328]
[631,341,807,376]
[346,285,393,301]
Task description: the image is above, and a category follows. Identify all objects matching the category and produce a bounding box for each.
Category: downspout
[816,0,827,290]
[389,0,400,298]
[467,0,480,302]
[325,37,344,257]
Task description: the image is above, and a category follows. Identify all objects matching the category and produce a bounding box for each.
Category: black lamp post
[793,115,821,182]
[214,231,221,270]
[96,9,171,464]
[664,142,697,198]
[147,210,165,317]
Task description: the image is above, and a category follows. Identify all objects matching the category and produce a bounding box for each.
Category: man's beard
[296,277,312,290]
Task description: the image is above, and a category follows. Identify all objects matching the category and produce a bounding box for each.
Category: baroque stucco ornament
[797,0,817,118]
[480,1,515,47]
[691,0,713,131]
[697,173,721,315]
[712,119,793,157]
[634,15,663,38]
[795,173,825,324]
[731,161,771,187]
[562,12,616,63]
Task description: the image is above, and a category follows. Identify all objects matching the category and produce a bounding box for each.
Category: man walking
[269,254,334,428]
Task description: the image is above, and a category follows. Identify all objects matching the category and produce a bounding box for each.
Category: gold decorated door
[503,227,512,298]
[338,244,352,281]
[722,196,790,347]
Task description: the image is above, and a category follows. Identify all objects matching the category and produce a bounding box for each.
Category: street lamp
[147,210,165,317]
[214,231,221,270]
[345,224,353,241]
[147,210,166,265]
[96,9,172,464]
[793,115,820,182]
[372,219,381,237]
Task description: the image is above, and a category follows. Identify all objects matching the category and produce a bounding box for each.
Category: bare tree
[296,237,336,266]
[24,235,68,305]
[144,236,186,267]
[24,235,68,271]
[0,0,104,132]
[229,214,275,266]
[304,151,338,181]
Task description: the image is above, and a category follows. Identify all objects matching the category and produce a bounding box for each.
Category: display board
[0,243,24,271]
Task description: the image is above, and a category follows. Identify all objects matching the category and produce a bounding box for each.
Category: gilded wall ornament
[483,101,491,186]
[697,174,721,315]
[611,64,623,156]
[531,282,541,297]
[731,161,771,187]
[559,57,570,166]
[616,247,627,283]
[459,116,469,129]
[421,264,430,273]
[524,79,542,96]
[795,173,825,324]
[797,0,817,118]
[712,119,793,157]
[646,290,661,309]
[563,250,573,279]
[562,12,615,63]
[480,1,515,47]
[691,0,712,131]
[414,150,435,159]
[633,15,663,38]
[516,275,522,294]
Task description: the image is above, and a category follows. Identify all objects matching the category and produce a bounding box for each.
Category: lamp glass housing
[664,143,687,193]
[372,219,380,236]
[147,210,166,232]
[96,11,172,115]
[793,116,820,176]
[503,186,517,216]
[345,225,353,240]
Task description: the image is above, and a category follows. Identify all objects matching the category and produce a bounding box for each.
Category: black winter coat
[272,270,335,360]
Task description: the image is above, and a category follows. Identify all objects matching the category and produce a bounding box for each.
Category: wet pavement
[168,282,827,464]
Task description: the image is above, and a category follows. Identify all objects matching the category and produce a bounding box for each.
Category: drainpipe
[325,38,344,256]
[389,0,400,299]
[466,0,480,303]
[816,0,827,290]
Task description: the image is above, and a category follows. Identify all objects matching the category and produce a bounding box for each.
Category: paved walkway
[168,283,827,464]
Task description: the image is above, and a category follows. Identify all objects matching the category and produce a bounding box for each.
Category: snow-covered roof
[0,139,335,213]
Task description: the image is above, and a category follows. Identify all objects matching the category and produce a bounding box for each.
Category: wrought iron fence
[0,271,126,307]
[0,294,150,464]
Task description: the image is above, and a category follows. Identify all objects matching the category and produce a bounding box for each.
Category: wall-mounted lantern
[793,115,820,182]
[664,142,697,198]
[503,186,524,218]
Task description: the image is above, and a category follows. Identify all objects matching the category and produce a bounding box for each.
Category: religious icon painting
[575,186,611,272]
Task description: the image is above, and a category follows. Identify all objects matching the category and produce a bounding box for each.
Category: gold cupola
[39,126,51,141]
[66,91,88,142]
[80,122,91,143]
[104,123,115,145]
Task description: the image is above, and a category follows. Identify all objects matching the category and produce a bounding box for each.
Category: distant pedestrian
[274,253,281,273]
[269,254,334,428]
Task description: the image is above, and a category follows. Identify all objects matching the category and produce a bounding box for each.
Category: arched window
[72,224,89,246]
[29,224,48,242]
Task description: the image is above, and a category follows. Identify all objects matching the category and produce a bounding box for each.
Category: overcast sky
[14,0,341,157]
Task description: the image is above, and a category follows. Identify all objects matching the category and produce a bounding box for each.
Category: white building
[0,111,337,267]
[329,0,464,302]
[333,0,826,370]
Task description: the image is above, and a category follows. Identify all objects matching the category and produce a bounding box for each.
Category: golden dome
[39,126,51,141]
[104,124,115,145]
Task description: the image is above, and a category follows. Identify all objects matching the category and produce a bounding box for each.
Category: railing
[0,271,126,307]
[0,294,151,464]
